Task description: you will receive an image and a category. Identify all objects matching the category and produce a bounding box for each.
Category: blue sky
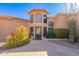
[0,3,65,20]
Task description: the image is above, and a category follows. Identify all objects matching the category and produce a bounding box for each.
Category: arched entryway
[29,9,48,40]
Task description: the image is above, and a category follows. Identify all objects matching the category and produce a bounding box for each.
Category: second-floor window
[48,21,53,26]
[44,15,47,23]
[35,13,42,23]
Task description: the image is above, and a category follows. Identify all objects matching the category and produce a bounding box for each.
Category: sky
[0,3,65,20]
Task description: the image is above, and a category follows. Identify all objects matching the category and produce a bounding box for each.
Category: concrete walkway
[0,40,79,56]
[0,51,48,56]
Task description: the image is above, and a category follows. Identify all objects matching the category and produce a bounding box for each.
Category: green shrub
[47,30,55,38]
[54,28,69,38]
[5,26,30,48]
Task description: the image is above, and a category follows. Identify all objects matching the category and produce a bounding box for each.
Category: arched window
[44,15,47,23]
[35,13,42,23]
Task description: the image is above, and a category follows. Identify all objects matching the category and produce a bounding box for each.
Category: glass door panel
[35,27,42,40]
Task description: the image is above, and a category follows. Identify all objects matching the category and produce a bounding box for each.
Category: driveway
[0,40,79,56]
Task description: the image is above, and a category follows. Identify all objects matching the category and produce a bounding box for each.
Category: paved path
[0,51,48,56]
[0,40,79,56]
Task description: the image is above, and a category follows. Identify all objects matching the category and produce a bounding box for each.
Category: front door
[35,27,42,40]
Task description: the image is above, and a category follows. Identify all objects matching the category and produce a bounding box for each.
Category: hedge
[54,28,69,38]
[47,30,55,38]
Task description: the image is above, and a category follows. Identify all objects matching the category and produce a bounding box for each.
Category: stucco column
[47,16,48,33]
[33,14,36,39]
[28,21,30,36]
[42,14,43,39]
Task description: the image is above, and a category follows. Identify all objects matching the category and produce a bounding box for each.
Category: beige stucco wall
[0,17,29,42]
[54,13,68,29]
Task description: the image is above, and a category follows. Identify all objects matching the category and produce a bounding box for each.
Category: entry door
[35,27,42,40]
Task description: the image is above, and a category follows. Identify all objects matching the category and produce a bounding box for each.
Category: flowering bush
[5,26,30,48]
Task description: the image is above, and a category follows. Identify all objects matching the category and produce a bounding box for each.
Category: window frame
[35,13,42,23]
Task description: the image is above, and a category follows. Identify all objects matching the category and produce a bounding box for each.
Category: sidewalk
[0,51,48,56]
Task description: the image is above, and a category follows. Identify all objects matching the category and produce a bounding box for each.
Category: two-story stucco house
[0,9,79,41]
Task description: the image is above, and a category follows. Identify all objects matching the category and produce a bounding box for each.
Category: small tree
[68,19,76,43]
